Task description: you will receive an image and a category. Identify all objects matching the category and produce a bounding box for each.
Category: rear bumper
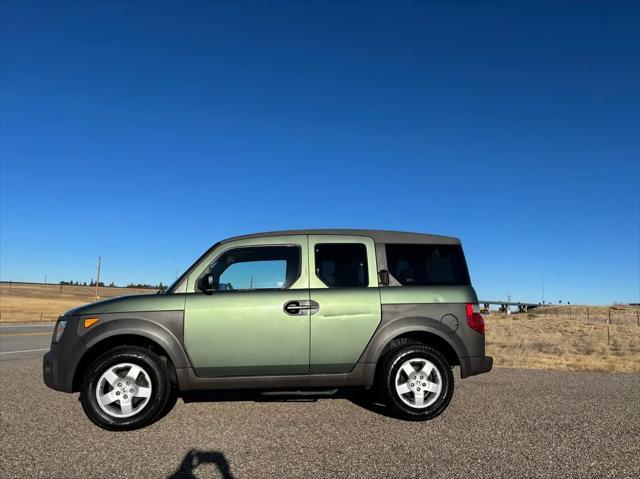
[459,355,493,378]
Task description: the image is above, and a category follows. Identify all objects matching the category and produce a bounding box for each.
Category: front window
[207,245,300,291]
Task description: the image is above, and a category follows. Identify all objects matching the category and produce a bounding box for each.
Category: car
[43,229,492,430]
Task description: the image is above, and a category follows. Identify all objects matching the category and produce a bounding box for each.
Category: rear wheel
[80,345,173,431]
[379,344,454,420]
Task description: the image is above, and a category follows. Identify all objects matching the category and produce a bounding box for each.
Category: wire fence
[488,305,640,345]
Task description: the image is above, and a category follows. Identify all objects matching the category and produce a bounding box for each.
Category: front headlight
[53,319,67,344]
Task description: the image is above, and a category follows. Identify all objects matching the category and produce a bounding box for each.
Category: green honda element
[43,229,492,430]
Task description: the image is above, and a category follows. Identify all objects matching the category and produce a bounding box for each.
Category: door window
[208,245,300,291]
[315,243,369,288]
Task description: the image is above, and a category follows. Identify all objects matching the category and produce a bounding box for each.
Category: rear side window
[315,243,369,288]
[385,244,470,286]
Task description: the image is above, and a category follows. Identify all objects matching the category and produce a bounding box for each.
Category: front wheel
[379,344,454,420]
[80,345,173,431]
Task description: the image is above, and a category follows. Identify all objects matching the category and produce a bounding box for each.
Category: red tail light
[466,303,485,334]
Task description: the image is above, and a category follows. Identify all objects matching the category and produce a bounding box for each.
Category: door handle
[283,300,320,316]
[284,301,306,315]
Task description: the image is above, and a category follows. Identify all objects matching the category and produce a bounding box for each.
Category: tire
[378,344,454,421]
[80,345,173,431]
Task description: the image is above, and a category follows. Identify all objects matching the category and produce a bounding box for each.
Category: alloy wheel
[95,362,152,418]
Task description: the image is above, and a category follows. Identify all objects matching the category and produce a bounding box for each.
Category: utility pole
[95,257,101,300]
[541,269,545,305]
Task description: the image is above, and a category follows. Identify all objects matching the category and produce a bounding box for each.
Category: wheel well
[377,331,460,372]
[72,335,177,392]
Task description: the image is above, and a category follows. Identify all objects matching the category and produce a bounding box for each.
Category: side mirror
[196,273,217,294]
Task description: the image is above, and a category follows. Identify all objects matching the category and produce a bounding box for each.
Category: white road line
[0,324,55,329]
[0,348,49,355]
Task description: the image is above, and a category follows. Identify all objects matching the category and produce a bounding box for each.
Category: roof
[221,229,461,245]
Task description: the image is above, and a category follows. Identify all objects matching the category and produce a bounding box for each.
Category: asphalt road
[0,322,54,360]
[0,328,638,478]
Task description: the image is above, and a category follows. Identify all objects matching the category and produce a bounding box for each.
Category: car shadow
[167,449,234,479]
[343,390,399,419]
[178,388,399,419]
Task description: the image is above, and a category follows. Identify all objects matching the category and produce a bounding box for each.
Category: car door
[184,235,310,377]
[308,235,382,374]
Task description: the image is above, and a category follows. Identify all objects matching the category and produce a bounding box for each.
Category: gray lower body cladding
[43,310,187,393]
[356,303,492,379]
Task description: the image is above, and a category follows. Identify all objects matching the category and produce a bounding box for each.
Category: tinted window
[209,245,300,290]
[385,244,470,286]
[315,243,368,288]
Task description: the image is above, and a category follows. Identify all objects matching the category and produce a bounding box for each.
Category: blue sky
[1,1,638,304]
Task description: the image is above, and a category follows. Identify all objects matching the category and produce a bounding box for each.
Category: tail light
[466,303,485,334]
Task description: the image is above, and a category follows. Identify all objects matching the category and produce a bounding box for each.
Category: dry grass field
[0,282,156,323]
[1,283,638,373]
[486,305,640,373]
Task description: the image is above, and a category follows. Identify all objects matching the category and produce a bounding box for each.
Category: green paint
[307,235,381,374]
[309,288,381,373]
[184,289,310,377]
[380,286,478,305]
[66,294,186,315]
[183,234,311,377]
[70,232,474,379]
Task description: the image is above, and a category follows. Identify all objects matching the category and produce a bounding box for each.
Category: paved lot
[0,327,638,478]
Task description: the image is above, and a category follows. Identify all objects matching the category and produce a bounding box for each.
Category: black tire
[378,344,454,421]
[80,345,173,431]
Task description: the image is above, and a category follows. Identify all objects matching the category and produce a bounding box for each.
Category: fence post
[637,307,639,327]
[40,312,43,321]
[587,307,590,321]
[568,307,571,320]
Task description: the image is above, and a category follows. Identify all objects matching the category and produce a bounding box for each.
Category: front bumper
[43,349,74,392]
[459,355,493,378]
[42,318,85,393]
